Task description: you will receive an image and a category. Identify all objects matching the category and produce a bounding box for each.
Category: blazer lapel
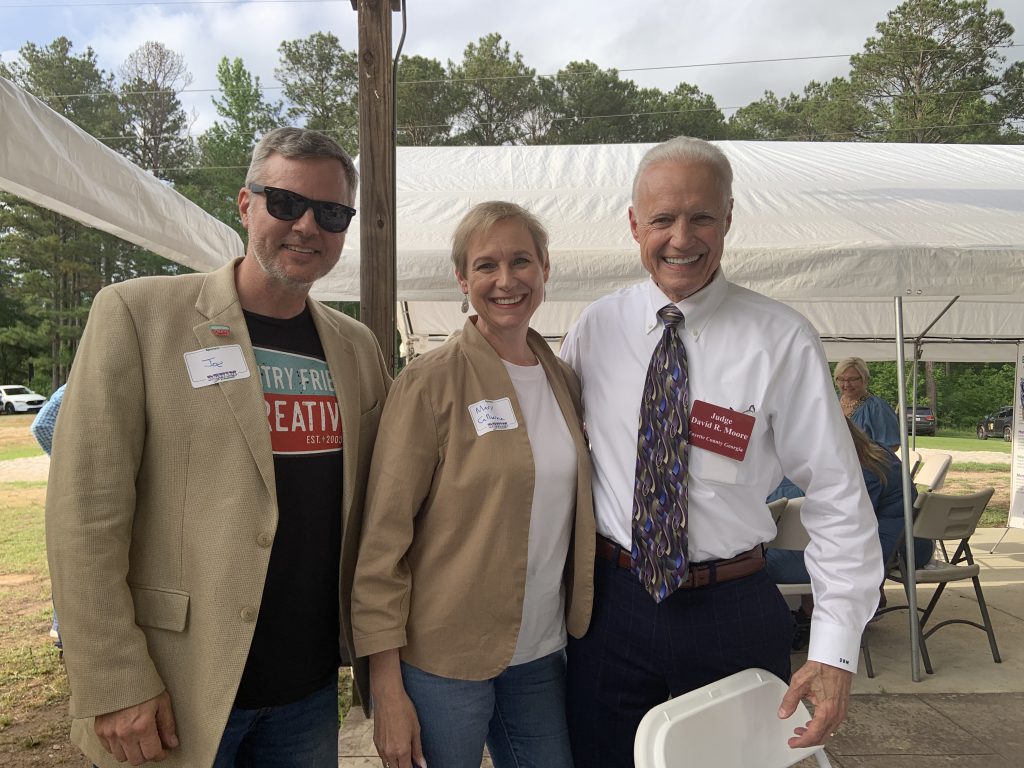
[308,300,359,524]
[192,259,277,501]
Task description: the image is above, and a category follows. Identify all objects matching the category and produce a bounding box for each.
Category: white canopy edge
[0,76,244,271]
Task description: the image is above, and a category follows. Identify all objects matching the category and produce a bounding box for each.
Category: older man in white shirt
[560,136,883,768]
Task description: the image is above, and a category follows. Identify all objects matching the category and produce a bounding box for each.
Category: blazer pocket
[131,585,190,632]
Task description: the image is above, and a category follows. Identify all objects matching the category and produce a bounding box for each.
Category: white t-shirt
[502,359,577,665]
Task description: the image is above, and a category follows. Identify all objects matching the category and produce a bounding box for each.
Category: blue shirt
[30,384,65,456]
[850,394,901,449]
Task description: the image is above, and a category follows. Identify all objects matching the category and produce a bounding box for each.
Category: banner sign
[1008,344,1024,530]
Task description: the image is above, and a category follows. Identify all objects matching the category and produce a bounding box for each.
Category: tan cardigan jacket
[351,318,595,680]
[45,259,390,768]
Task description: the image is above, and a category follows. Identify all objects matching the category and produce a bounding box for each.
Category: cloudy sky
[2,0,1023,133]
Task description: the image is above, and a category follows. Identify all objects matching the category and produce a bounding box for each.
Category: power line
[26,43,1024,101]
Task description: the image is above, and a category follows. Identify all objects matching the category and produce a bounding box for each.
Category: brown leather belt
[595,535,764,589]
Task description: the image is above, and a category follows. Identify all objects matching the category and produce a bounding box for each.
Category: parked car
[977,406,1014,442]
[0,385,47,415]
[904,406,936,437]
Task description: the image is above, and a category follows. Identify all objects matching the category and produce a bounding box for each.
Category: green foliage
[174,56,285,234]
[729,78,872,140]
[855,360,1015,429]
[542,60,645,144]
[849,0,1016,142]
[447,33,544,145]
[276,32,359,154]
[396,54,458,146]
[634,82,728,142]
[117,41,195,174]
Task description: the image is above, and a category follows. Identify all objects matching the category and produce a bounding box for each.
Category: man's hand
[94,690,179,765]
[777,660,852,748]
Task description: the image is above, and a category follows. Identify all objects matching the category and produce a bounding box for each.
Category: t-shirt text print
[254,347,342,455]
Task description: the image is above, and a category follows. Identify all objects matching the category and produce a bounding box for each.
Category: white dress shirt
[560,270,883,673]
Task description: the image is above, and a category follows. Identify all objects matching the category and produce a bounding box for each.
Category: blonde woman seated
[351,202,594,768]
[834,356,901,450]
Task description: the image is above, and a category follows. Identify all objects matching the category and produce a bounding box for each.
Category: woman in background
[834,356,901,451]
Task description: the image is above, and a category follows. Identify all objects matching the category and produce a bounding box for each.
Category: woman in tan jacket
[352,201,594,768]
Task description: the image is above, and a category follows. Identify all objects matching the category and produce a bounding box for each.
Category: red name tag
[688,400,755,461]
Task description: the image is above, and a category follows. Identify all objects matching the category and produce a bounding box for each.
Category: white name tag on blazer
[183,345,251,388]
[468,397,519,436]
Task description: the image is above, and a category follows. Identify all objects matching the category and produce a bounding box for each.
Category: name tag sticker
[468,397,519,436]
[688,400,755,461]
[183,345,251,389]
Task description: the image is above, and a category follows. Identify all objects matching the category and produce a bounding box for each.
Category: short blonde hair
[835,356,870,384]
[450,201,549,277]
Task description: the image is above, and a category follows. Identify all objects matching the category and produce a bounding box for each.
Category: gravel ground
[0,447,1010,485]
[0,454,50,482]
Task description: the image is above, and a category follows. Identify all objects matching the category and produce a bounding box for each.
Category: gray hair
[835,356,871,384]
[632,136,733,208]
[246,127,358,204]
[450,201,550,277]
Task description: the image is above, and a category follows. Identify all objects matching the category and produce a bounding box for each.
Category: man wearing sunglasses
[46,127,391,768]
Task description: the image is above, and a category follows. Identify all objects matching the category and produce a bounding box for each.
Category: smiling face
[835,365,868,400]
[456,217,550,349]
[629,159,732,302]
[238,153,351,296]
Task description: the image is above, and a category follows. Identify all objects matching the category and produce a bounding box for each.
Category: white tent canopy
[3,76,1024,361]
[0,76,244,272]
[321,142,1024,361]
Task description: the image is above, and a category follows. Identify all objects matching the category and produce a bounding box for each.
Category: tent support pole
[894,296,922,682]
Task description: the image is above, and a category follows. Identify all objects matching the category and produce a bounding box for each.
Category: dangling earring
[460,292,469,314]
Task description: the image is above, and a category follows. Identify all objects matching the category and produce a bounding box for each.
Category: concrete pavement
[341,526,1024,766]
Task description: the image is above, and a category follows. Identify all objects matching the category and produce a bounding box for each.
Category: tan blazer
[351,318,595,680]
[45,259,390,768]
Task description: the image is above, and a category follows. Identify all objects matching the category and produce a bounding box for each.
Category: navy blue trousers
[566,555,794,768]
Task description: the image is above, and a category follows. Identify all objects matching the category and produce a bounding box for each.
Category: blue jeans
[401,650,573,768]
[212,678,338,767]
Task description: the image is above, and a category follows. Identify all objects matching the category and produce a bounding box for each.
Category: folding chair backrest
[767,497,809,551]
[768,497,788,524]
[915,453,952,492]
[896,448,923,478]
[634,668,831,768]
[912,487,994,542]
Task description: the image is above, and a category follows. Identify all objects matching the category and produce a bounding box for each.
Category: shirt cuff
[806,617,862,675]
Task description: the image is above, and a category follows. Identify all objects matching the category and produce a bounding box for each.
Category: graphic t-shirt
[234,306,345,709]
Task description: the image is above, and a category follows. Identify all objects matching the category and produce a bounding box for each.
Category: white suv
[0,385,47,415]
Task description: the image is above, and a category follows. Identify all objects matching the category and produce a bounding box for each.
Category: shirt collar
[642,269,728,339]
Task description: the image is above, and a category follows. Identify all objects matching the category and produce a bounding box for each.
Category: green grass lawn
[0,445,44,462]
[910,433,1012,454]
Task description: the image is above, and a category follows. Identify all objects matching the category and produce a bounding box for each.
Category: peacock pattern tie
[632,304,690,603]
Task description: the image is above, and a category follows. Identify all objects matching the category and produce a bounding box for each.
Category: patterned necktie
[632,304,690,603]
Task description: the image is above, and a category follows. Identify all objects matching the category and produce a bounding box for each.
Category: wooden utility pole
[351,0,402,372]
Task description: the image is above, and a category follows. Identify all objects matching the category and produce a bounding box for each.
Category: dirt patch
[0,574,34,587]
[0,415,38,452]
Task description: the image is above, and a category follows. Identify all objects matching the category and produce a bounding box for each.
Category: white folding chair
[767,498,874,678]
[915,452,952,492]
[883,488,1002,674]
[634,668,832,768]
[895,447,923,479]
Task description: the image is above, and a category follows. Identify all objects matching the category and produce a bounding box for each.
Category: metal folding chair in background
[880,488,1001,675]
[914,452,952,493]
[634,668,832,768]
[895,446,923,479]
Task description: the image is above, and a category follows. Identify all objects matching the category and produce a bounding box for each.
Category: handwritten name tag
[688,400,755,461]
[183,345,251,389]
[468,397,519,436]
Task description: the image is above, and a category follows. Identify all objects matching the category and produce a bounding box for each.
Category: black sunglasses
[248,183,356,233]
